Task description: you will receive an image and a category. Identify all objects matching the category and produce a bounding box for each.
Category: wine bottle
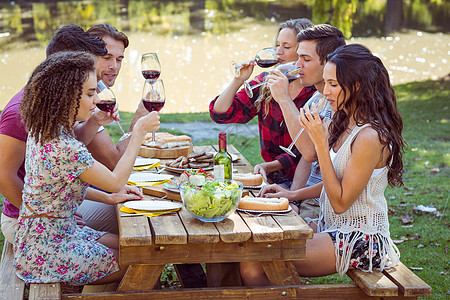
[214,132,232,182]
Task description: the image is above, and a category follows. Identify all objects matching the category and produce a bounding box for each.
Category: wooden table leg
[261,261,305,285]
[117,264,165,291]
[206,262,242,287]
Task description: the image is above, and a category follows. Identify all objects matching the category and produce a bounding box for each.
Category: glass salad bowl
[179,180,243,222]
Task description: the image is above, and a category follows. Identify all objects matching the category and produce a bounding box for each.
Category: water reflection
[0,0,449,113]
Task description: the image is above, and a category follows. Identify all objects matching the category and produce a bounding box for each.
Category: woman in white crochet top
[240,44,405,285]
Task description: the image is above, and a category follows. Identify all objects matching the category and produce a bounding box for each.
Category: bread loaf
[233,173,263,187]
[238,197,289,211]
[143,132,192,149]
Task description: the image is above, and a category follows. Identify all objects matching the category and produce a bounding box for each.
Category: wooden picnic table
[114,145,314,298]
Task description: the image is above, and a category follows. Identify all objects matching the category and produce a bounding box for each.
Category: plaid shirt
[209,73,316,181]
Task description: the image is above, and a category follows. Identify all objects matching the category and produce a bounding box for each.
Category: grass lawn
[0,79,448,298]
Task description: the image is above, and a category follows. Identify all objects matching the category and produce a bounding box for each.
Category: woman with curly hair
[240,44,405,285]
[209,18,315,187]
[14,51,160,286]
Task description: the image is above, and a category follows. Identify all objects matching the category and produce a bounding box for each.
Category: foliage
[0,79,448,297]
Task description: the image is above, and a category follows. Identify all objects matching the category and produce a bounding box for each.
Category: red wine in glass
[96,100,116,112]
[143,100,165,112]
[142,70,161,80]
[256,59,278,68]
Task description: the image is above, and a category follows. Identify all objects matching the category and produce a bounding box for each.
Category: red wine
[96,100,116,112]
[256,59,278,68]
[143,100,165,112]
[142,70,161,80]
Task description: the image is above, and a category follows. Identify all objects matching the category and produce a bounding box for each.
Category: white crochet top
[318,124,400,275]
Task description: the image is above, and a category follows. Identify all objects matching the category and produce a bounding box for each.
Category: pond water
[0,0,449,113]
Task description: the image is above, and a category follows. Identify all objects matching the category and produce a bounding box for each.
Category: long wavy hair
[327,44,405,187]
[20,51,96,145]
[254,18,313,116]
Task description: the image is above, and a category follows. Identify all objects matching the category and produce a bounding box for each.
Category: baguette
[233,173,263,187]
[143,132,192,149]
[238,197,289,211]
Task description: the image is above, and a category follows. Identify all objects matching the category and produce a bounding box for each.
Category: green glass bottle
[214,132,232,182]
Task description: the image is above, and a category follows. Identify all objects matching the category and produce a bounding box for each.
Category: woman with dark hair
[240,44,404,285]
[14,51,160,287]
[209,18,315,187]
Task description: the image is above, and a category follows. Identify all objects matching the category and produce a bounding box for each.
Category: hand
[236,60,256,82]
[299,102,328,148]
[106,185,144,205]
[91,104,120,126]
[74,211,86,227]
[135,100,150,119]
[266,69,290,104]
[257,183,290,199]
[135,111,160,135]
[254,163,270,182]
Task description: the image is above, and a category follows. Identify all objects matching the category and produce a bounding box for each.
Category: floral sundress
[13,131,119,285]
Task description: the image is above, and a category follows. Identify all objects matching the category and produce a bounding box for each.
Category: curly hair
[326,44,405,187]
[255,18,314,116]
[20,51,96,145]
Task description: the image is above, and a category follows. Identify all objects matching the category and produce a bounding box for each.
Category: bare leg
[292,232,337,277]
[239,261,269,286]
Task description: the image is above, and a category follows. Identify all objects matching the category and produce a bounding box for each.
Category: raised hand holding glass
[96,80,126,135]
[231,47,278,77]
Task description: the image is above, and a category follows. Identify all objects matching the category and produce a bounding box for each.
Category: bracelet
[119,132,132,142]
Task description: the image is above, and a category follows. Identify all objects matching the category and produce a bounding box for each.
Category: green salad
[180,180,242,220]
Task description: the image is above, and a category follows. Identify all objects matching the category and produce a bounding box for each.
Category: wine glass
[141,53,161,83]
[231,47,278,77]
[244,62,301,98]
[96,80,126,135]
[280,98,327,157]
[142,79,165,146]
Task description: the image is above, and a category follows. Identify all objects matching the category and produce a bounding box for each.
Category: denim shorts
[327,231,383,271]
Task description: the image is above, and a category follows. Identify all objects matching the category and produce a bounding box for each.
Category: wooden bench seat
[347,262,432,298]
[0,240,61,300]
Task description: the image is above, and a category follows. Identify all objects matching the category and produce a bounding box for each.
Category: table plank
[272,214,314,240]
[238,212,284,242]
[150,210,187,245]
[120,239,305,265]
[214,212,252,243]
[178,206,220,243]
[117,204,152,247]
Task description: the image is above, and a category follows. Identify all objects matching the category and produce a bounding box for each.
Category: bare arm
[290,156,312,190]
[266,70,304,150]
[0,134,25,208]
[79,112,160,193]
[213,61,255,113]
[86,101,149,170]
[85,185,143,205]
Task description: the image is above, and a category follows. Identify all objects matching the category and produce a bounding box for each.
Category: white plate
[237,206,292,214]
[124,200,182,211]
[128,173,173,182]
[134,157,160,167]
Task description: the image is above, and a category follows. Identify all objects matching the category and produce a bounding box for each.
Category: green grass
[0,79,448,298]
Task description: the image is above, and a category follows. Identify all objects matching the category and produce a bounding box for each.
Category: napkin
[133,162,161,171]
[120,206,179,217]
[126,179,170,186]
